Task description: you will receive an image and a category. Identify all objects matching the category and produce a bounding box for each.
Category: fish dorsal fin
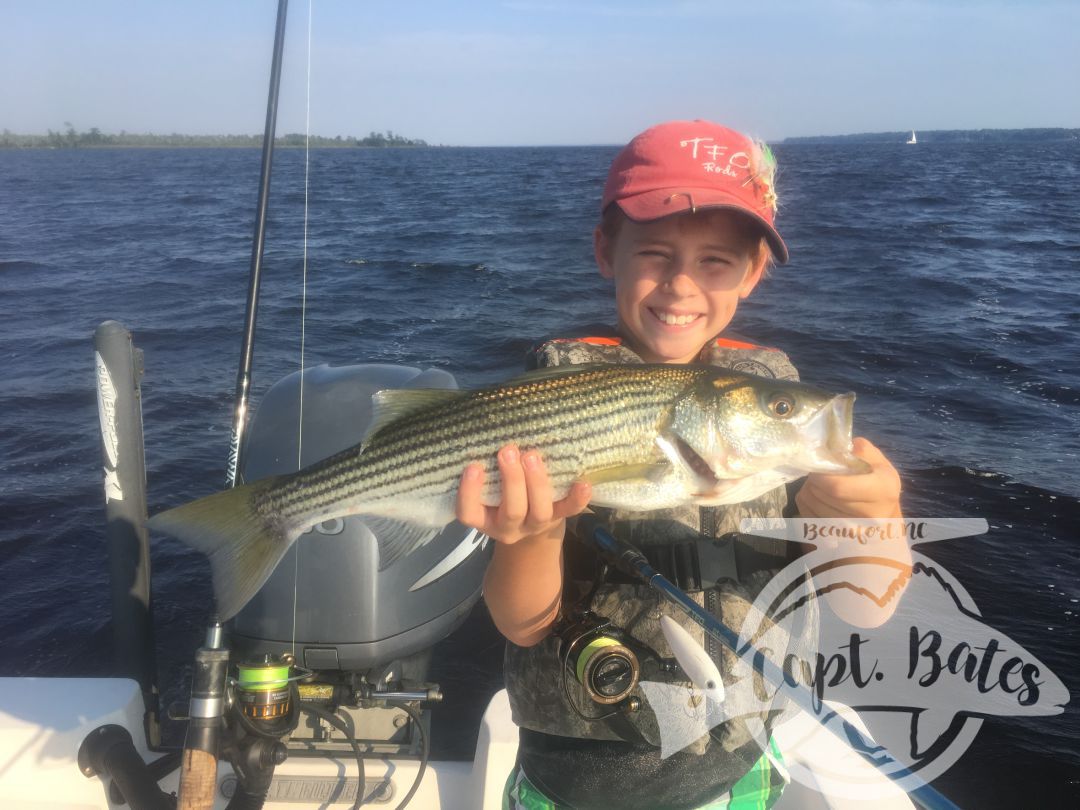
[367,388,464,438]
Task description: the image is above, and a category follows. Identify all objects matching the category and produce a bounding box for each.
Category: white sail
[907,130,917,144]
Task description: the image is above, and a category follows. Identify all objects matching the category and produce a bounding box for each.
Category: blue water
[1,142,1078,806]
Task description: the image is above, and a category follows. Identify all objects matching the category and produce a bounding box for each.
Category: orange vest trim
[710,337,780,352]
[550,336,624,347]
[546,335,780,352]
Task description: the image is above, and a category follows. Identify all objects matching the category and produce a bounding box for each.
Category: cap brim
[616,189,789,264]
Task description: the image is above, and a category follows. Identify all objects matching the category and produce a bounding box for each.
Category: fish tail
[148,478,293,620]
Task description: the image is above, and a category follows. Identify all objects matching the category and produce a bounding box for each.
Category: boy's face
[595,209,767,364]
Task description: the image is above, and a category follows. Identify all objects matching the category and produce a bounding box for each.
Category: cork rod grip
[177,747,218,810]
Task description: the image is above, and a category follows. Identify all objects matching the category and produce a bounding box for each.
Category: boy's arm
[482,523,566,646]
[456,445,591,647]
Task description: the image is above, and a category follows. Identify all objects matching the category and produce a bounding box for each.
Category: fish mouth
[670,434,721,490]
[656,432,725,497]
[666,436,788,504]
[801,393,871,474]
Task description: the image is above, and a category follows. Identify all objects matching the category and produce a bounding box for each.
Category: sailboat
[907,130,918,144]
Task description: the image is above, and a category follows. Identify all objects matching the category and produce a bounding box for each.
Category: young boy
[457,120,902,810]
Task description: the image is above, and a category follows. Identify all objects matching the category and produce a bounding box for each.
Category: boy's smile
[595,209,767,364]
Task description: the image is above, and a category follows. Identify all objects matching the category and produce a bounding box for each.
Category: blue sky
[3,0,1077,145]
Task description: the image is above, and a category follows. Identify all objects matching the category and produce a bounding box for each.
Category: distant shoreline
[0,128,430,149]
[2,127,1077,149]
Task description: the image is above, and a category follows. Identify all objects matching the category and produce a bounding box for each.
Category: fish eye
[767,393,797,419]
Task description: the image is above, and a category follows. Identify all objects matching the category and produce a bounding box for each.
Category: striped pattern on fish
[259,363,679,524]
[149,363,869,619]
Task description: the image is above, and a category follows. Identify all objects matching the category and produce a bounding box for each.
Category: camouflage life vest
[505,327,806,758]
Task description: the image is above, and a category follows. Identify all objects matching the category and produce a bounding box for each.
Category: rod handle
[177,748,218,810]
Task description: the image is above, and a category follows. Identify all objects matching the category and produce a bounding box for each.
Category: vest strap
[597,536,740,592]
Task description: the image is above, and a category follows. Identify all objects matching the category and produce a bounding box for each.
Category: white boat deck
[0,677,915,809]
[0,677,517,809]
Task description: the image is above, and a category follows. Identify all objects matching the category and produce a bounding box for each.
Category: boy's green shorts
[503,737,788,810]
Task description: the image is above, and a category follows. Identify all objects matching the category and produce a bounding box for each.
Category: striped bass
[149,364,870,619]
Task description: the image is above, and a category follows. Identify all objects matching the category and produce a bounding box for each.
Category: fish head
[664,371,871,498]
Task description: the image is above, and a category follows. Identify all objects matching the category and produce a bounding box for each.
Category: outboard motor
[229,363,490,761]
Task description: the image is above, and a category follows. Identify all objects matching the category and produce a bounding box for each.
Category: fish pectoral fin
[367,388,464,438]
[360,516,444,570]
[582,462,672,486]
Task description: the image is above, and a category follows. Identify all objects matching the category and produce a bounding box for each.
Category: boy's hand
[456,444,592,545]
[798,438,909,628]
[796,437,902,520]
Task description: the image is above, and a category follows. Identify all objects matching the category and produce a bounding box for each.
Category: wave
[345,257,490,273]
[911,464,1078,501]
[0,259,47,272]
[1,139,1077,798]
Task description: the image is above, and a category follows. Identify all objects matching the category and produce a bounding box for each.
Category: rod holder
[94,319,160,748]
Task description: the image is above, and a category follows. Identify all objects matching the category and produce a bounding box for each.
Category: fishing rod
[576,517,962,810]
[176,621,230,810]
[176,0,290,803]
[225,0,290,489]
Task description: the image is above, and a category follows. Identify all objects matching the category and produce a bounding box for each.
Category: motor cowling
[229,363,489,674]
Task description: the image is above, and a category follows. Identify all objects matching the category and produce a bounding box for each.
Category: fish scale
[149,363,869,619]
[282,366,690,517]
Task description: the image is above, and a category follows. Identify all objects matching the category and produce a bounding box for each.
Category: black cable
[300,704,366,810]
[225,786,269,810]
[387,701,428,810]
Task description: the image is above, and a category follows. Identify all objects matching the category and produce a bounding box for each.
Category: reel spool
[234,655,294,721]
[558,614,641,705]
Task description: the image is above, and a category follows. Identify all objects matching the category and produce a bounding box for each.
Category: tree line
[0,124,430,149]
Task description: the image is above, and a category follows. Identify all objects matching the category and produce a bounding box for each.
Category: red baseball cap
[602,120,788,264]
